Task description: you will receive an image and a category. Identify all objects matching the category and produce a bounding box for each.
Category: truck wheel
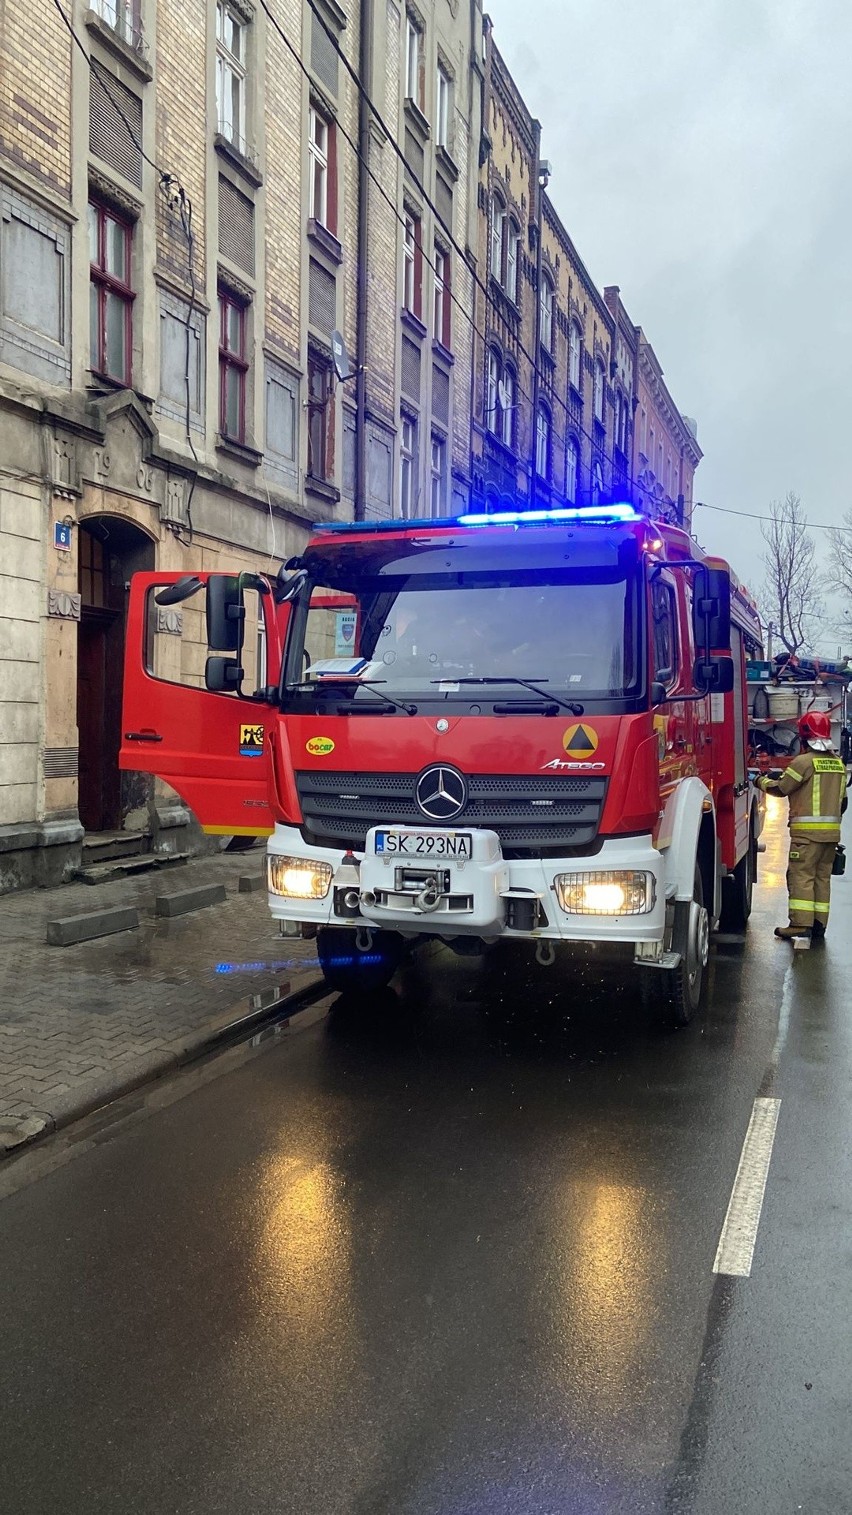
[316,927,406,996]
[664,866,709,1027]
[721,830,756,930]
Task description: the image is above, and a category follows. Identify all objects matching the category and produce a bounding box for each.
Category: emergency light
[312,503,641,534]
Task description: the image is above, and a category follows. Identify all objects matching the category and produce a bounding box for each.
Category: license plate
[374,830,472,858]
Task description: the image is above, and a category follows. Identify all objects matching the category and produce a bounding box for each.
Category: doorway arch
[76,514,155,833]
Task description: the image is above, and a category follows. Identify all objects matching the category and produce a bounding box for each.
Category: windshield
[283,553,642,712]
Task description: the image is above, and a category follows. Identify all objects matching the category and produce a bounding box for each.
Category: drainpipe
[529,118,543,511]
[355,0,373,521]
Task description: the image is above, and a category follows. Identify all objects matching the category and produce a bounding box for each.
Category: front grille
[295,771,608,857]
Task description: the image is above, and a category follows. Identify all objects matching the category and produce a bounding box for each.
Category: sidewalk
[0,850,321,1154]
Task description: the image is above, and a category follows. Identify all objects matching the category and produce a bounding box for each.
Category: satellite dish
[331,329,351,383]
[497,378,511,411]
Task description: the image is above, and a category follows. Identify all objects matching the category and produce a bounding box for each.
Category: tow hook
[355,925,374,953]
[414,877,443,913]
[535,940,556,967]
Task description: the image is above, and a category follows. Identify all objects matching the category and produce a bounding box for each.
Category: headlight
[267,855,333,899]
[554,870,655,916]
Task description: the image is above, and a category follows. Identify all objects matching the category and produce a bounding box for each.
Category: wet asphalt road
[1,803,851,1515]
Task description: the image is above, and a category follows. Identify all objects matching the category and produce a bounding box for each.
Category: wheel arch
[663,777,717,905]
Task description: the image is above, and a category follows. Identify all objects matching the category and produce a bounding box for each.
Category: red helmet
[798,710,832,743]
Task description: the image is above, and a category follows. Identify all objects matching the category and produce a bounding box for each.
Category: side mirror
[693,566,731,651]
[155,575,204,607]
[207,575,244,652]
[694,655,734,694]
[205,655,244,693]
[650,680,668,707]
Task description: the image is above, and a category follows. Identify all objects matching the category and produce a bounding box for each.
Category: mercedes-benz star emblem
[414,764,468,821]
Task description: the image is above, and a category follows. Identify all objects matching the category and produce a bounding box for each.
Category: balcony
[86,0,152,79]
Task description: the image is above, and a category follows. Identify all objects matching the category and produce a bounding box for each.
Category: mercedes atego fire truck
[120,504,764,1022]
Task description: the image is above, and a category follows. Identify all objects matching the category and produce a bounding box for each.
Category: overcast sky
[487,0,852,650]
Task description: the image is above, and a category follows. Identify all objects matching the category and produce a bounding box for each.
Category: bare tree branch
[825,509,852,610]
[760,492,820,655]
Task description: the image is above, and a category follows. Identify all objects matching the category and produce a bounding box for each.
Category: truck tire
[663,866,709,1027]
[721,828,756,930]
[316,926,406,996]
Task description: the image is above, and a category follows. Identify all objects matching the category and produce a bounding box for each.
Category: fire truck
[120,504,764,1023]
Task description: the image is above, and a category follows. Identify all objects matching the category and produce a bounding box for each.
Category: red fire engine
[120,504,764,1023]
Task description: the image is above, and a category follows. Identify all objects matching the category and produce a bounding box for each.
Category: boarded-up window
[309,258,336,336]
[89,65,143,188]
[342,408,356,498]
[367,431,392,510]
[401,335,421,400]
[219,177,255,275]
[311,13,339,94]
[435,175,453,233]
[158,292,205,429]
[265,359,298,487]
[404,128,424,182]
[0,188,70,384]
[432,364,449,425]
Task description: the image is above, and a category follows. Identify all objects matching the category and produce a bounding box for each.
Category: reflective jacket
[759,751,848,842]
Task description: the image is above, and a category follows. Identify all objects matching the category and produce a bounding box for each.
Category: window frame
[490,194,505,283]
[88,198,134,386]
[402,210,422,319]
[216,0,247,152]
[430,433,447,517]
[499,364,515,448]
[92,0,143,49]
[539,274,554,353]
[218,286,249,443]
[568,320,582,391]
[535,403,551,480]
[400,414,416,518]
[505,217,520,302]
[565,435,579,503]
[306,349,334,483]
[433,243,451,348]
[592,457,604,504]
[404,13,423,107]
[308,104,337,234]
[593,356,605,423]
[651,577,678,687]
[436,63,451,148]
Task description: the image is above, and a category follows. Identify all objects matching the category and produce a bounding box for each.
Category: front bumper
[266,824,666,946]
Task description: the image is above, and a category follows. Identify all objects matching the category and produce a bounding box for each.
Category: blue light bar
[312,503,642,535]
[456,504,640,527]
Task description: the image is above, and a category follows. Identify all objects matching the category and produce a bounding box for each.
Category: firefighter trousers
[786,837,837,929]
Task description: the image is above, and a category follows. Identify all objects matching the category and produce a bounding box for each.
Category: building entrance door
[76,517,155,833]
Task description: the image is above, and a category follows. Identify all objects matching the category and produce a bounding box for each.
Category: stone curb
[0,968,325,1159]
[154,883,227,917]
[46,905,140,947]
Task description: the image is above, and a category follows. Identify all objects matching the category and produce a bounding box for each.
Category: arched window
[490,194,505,281]
[539,275,553,352]
[500,364,516,447]
[565,436,579,503]
[506,218,520,302]
[535,404,551,479]
[569,321,582,390]
[593,357,605,423]
[486,348,500,435]
[592,458,604,503]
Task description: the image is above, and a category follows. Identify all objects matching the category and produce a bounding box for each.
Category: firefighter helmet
[799,710,833,752]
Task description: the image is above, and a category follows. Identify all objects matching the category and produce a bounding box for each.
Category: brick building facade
[0,0,481,890]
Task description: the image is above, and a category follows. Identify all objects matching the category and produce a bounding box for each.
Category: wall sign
[54,521,72,552]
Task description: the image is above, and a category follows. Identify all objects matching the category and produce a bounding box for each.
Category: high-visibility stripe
[814,902,831,914]
[785,768,805,783]
[812,771,821,818]
[791,822,842,833]
[794,815,842,824]
[788,898,817,911]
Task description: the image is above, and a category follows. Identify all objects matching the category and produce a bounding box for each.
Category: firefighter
[756,711,848,940]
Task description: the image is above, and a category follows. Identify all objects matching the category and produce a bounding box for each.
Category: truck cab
[121,505,763,1022]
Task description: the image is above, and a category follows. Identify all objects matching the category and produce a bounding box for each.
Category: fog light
[555,870,654,916]
[268,855,332,899]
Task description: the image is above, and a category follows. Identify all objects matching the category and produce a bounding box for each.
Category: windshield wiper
[431,676,584,716]
[286,677,417,716]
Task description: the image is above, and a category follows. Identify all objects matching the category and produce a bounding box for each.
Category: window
[78,528,107,608]
[433,245,451,348]
[505,218,519,302]
[265,361,298,478]
[593,357,605,423]
[568,321,582,391]
[565,436,579,502]
[436,63,451,149]
[490,195,505,281]
[402,212,422,318]
[308,106,335,231]
[430,434,447,516]
[487,348,500,435]
[648,427,655,472]
[88,200,133,385]
[405,14,422,106]
[592,458,604,503]
[652,580,677,685]
[218,289,248,441]
[535,404,550,479]
[540,275,553,352]
[400,415,416,517]
[92,0,142,49]
[499,365,515,448]
[216,1,246,151]
[307,351,334,482]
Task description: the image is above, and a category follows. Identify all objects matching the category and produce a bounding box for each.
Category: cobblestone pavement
[0,850,320,1152]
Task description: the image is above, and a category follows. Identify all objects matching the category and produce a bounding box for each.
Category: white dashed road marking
[713,1097,781,1277]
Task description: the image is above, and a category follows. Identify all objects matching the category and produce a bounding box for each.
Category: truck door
[119,571,280,836]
